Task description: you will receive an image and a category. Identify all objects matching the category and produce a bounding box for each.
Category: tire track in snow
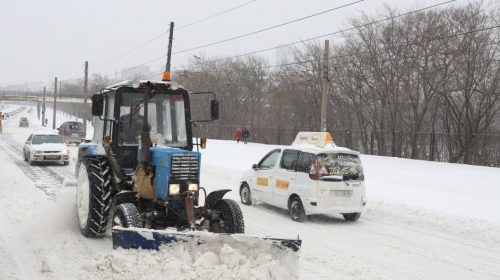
[0,135,69,199]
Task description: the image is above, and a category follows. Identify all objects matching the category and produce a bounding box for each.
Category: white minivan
[239,132,366,222]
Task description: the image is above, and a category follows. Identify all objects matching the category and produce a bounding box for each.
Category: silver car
[23,133,69,165]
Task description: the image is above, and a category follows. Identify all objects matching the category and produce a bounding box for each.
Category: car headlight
[169,184,180,195]
[188,183,199,192]
[33,150,42,155]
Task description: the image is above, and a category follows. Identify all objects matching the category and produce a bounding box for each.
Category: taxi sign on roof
[292,131,335,148]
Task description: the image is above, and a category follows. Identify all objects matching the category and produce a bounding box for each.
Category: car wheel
[28,156,34,165]
[240,183,252,206]
[289,196,306,222]
[342,213,361,222]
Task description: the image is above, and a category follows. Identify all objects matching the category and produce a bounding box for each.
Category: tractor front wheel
[113,203,142,228]
[210,199,244,234]
[76,157,113,237]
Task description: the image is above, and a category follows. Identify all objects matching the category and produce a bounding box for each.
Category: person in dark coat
[119,104,147,144]
[235,128,242,143]
[242,127,250,144]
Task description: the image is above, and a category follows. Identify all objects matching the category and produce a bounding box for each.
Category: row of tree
[177,3,500,166]
[10,3,497,166]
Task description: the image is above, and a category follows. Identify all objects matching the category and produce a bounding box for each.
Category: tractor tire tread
[115,203,142,228]
[80,156,113,238]
[214,199,245,234]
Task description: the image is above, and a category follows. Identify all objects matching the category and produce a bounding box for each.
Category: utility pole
[83,61,88,134]
[162,22,174,81]
[42,87,46,126]
[320,40,330,132]
[53,77,57,129]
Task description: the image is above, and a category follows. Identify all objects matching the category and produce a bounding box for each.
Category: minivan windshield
[317,153,363,179]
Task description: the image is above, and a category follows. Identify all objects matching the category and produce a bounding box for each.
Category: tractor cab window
[118,92,188,147]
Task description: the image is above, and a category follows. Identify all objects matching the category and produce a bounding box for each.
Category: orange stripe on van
[275,179,289,190]
[256,177,268,186]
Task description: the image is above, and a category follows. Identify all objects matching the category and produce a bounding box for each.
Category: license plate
[72,133,79,137]
[330,190,353,197]
[44,155,60,160]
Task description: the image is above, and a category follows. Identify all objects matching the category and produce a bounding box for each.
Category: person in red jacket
[235,128,242,143]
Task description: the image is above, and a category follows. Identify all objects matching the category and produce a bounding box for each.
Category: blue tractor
[75,80,246,248]
[75,22,300,252]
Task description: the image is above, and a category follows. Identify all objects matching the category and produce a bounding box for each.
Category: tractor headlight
[188,183,198,192]
[169,184,180,195]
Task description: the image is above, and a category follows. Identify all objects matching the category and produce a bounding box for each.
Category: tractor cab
[90,81,195,178]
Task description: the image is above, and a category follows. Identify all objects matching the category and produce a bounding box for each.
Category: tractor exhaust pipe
[140,86,152,164]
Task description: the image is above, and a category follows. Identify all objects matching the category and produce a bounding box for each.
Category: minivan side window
[280,149,300,171]
[296,152,315,173]
[258,149,281,169]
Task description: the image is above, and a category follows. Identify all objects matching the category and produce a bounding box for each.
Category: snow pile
[81,237,298,280]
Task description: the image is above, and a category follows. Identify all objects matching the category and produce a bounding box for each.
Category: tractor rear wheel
[76,157,113,237]
[211,199,244,234]
[113,203,142,228]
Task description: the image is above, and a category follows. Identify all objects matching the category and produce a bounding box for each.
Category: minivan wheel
[289,197,306,222]
[240,183,252,205]
[342,212,361,222]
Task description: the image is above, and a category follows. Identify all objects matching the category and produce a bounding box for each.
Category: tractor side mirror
[91,94,104,116]
[210,100,219,120]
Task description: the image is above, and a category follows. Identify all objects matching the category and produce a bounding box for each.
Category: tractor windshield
[119,92,188,147]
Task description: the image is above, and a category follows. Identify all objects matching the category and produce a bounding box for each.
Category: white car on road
[23,132,69,165]
[240,132,366,222]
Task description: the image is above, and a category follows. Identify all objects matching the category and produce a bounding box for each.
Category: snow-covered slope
[0,105,499,280]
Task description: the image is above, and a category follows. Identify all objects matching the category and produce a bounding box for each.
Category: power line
[130,0,365,70]
[173,25,500,73]
[127,35,500,81]
[173,0,364,55]
[171,0,456,70]
[176,0,257,31]
[91,0,257,70]
[258,25,500,70]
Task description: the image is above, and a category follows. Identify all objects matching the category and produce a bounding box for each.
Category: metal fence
[195,123,500,167]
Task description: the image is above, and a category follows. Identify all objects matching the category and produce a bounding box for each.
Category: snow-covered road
[0,105,499,279]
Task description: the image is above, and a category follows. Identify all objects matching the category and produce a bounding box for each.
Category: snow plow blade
[112,227,302,252]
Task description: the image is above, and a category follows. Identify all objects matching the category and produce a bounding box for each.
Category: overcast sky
[0,0,474,90]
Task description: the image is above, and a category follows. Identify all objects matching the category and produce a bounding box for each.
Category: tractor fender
[75,143,108,176]
[205,189,231,209]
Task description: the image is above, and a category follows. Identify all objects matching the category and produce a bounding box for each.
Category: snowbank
[82,236,298,280]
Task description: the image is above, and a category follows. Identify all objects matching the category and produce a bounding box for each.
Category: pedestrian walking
[235,128,242,143]
[242,127,250,144]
